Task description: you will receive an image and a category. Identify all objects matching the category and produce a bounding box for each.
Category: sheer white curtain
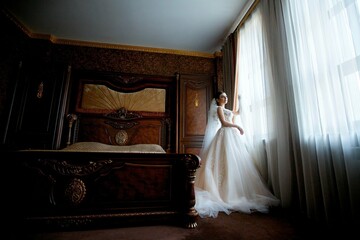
[235,0,295,209]
[281,0,360,224]
[234,0,360,224]
[234,5,292,207]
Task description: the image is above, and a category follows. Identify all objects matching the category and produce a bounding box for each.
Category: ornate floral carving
[104,120,139,130]
[37,159,116,176]
[115,130,128,145]
[105,107,143,120]
[64,178,86,205]
[115,75,143,84]
[183,154,200,170]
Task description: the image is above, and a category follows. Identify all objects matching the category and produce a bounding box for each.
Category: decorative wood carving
[12,151,200,229]
[64,178,86,205]
[105,107,143,120]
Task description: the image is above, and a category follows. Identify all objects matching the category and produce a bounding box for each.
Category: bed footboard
[8,151,200,229]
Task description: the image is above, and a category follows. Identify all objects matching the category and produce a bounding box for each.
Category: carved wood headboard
[64,70,177,152]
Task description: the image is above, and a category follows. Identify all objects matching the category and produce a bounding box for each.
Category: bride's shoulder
[217,106,226,112]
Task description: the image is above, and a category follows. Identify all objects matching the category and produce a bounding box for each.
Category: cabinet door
[3,61,71,149]
[178,74,214,154]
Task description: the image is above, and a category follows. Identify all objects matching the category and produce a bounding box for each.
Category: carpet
[10,208,355,240]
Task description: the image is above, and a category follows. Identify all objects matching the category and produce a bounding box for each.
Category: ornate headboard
[64,70,177,152]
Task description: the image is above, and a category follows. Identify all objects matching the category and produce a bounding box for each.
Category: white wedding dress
[194,106,279,218]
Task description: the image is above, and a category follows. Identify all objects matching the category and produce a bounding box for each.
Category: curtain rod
[235,0,260,32]
[222,0,260,48]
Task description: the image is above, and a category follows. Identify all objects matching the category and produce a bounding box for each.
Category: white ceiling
[3,0,252,56]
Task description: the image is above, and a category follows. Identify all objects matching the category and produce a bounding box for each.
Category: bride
[194,91,279,218]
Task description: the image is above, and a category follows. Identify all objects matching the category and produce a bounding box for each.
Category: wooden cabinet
[3,60,71,150]
[177,74,215,155]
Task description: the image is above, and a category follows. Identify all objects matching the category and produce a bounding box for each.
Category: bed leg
[184,154,200,229]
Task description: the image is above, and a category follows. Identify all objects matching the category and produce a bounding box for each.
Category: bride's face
[218,93,228,105]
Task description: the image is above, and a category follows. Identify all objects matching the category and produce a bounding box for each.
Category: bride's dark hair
[214,91,226,106]
[214,91,225,100]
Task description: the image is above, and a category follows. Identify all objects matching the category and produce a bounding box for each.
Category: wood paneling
[185,87,207,136]
[178,74,214,154]
[2,60,71,150]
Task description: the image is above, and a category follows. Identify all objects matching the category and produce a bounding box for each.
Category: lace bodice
[219,107,233,122]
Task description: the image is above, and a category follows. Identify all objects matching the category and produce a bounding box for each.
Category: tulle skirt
[195,127,279,218]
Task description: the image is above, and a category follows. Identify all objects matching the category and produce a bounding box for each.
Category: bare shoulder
[217,106,224,112]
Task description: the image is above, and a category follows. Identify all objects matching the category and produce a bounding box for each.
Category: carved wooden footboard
[9,150,200,229]
[4,70,201,230]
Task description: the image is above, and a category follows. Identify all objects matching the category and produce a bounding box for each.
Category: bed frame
[8,70,200,230]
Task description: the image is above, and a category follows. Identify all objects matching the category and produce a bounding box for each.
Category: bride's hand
[238,126,244,135]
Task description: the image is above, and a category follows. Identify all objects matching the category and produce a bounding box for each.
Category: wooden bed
[8,70,200,230]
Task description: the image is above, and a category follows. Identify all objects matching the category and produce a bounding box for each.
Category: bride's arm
[217,107,244,134]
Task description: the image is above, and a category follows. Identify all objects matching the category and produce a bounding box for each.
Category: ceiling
[3,0,252,57]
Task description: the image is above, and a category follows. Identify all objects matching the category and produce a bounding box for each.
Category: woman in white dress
[194,91,279,218]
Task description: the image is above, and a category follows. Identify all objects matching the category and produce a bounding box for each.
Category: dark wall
[0,10,222,149]
[52,45,218,76]
[0,11,27,135]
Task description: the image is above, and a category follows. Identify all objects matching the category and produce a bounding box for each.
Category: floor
[8,207,357,240]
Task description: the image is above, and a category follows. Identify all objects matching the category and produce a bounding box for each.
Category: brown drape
[221,0,260,112]
[221,32,237,111]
